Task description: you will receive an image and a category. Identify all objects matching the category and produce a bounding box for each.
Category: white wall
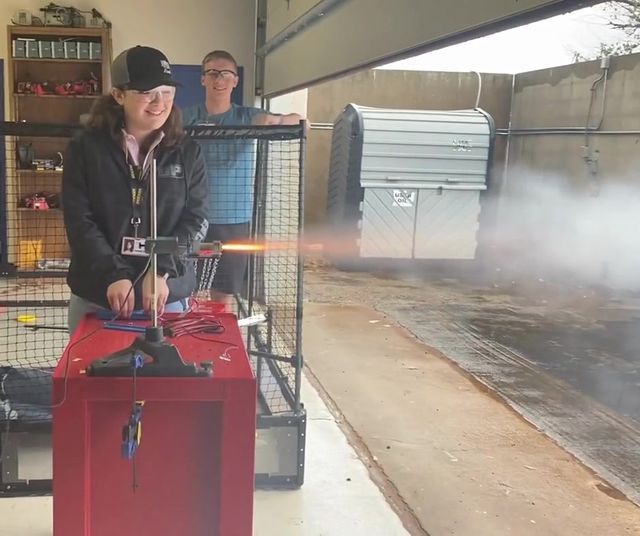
[1,0,257,116]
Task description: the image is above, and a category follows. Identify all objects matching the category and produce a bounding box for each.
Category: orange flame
[222,242,267,252]
[221,241,306,252]
[198,240,327,255]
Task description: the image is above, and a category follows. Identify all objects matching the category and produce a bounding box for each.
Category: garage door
[260,0,601,96]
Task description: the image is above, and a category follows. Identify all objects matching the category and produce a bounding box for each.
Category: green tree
[573,0,640,61]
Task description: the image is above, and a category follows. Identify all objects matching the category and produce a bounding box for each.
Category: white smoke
[491,168,640,291]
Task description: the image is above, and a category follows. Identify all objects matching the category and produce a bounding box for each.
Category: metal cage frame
[0,121,307,493]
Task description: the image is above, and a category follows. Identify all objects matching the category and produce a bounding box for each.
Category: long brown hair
[86,93,184,147]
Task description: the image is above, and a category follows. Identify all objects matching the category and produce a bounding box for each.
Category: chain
[197,255,221,292]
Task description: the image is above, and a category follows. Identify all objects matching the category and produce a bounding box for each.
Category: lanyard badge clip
[131,216,141,238]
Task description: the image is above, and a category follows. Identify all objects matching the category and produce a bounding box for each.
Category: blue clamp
[121,401,145,459]
[131,353,145,370]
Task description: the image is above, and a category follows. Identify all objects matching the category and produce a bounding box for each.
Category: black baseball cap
[111,46,180,91]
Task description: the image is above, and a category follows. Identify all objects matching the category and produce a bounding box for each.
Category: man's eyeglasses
[202,69,237,81]
[128,87,176,103]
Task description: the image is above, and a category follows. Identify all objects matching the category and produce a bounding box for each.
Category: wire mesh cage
[0,122,75,494]
[0,121,307,493]
[186,125,307,486]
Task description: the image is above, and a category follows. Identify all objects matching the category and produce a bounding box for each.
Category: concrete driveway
[303,265,640,535]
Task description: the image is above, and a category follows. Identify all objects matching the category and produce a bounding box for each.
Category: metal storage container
[327,104,495,260]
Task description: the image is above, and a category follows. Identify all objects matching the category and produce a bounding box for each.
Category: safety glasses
[128,86,176,103]
[202,69,237,81]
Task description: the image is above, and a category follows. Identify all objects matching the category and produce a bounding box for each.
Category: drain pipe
[472,70,482,109]
[502,73,515,189]
[582,56,610,195]
[491,72,516,271]
[503,58,613,136]
[585,56,610,135]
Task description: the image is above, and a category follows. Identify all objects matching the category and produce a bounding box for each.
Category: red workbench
[52,313,256,536]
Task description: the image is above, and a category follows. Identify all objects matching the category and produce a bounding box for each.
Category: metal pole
[294,121,306,413]
[150,158,158,328]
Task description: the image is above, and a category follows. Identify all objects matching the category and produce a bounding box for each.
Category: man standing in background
[182,50,302,308]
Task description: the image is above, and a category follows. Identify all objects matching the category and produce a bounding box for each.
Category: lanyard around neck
[126,152,150,237]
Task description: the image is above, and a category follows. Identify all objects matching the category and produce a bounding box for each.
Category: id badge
[121,236,148,257]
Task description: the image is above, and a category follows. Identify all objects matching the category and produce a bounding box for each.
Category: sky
[378,4,627,74]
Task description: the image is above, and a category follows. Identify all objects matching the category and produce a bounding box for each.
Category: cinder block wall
[498,53,640,288]
[306,55,640,288]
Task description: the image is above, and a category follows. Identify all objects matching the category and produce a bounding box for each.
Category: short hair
[201,50,238,72]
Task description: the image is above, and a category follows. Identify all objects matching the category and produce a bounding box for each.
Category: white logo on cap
[160,59,171,74]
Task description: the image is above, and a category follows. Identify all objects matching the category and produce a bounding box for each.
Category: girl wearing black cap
[63,46,209,334]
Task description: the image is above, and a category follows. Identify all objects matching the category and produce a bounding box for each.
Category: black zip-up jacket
[62,128,209,309]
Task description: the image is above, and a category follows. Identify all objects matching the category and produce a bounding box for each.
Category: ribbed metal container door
[413,188,482,259]
[359,188,416,258]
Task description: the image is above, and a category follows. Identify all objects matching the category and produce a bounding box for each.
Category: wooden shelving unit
[5,24,112,269]
[14,93,97,98]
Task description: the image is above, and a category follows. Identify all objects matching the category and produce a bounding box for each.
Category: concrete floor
[4,266,640,535]
[0,375,409,536]
[303,264,640,535]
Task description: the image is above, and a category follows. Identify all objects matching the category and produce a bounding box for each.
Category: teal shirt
[182,103,264,224]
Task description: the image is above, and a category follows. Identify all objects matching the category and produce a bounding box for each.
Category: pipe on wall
[472,70,482,109]
[312,125,640,135]
[497,129,640,136]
